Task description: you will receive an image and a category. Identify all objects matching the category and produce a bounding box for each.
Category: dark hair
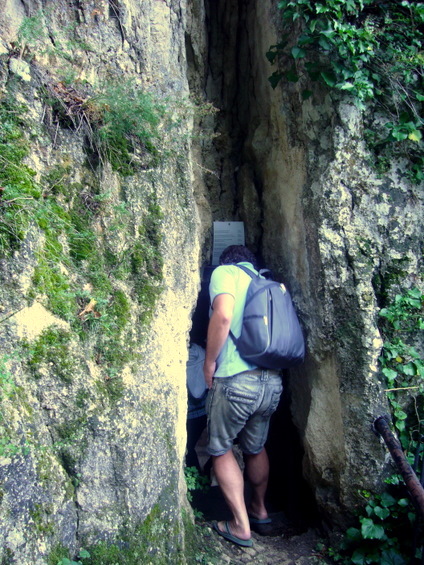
[219,245,258,269]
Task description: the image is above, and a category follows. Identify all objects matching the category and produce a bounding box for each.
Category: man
[204,245,283,547]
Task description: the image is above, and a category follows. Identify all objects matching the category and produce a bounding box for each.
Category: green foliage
[24,187,162,396]
[0,99,42,256]
[16,9,47,58]
[379,288,424,447]
[57,556,89,565]
[16,8,196,176]
[47,544,71,565]
[16,12,169,174]
[87,80,166,175]
[130,201,164,323]
[31,258,75,322]
[40,78,167,175]
[48,547,90,565]
[0,356,17,403]
[0,95,164,400]
[68,215,97,263]
[56,416,88,444]
[0,356,20,458]
[181,509,221,565]
[23,326,77,384]
[184,466,209,503]
[184,466,210,521]
[269,0,423,182]
[0,355,31,458]
[335,488,419,564]
[29,503,55,535]
[17,9,94,62]
[75,287,136,402]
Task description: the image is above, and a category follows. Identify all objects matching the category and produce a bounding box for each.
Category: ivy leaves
[269,0,381,99]
[343,490,415,564]
[380,289,423,328]
[269,0,423,183]
[271,0,422,100]
[379,288,423,442]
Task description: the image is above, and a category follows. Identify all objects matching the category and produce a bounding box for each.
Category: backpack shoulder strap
[229,264,256,345]
[234,265,273,280]
[233,264,257,278]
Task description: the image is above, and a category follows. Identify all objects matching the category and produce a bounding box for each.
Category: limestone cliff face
[0,0,202,562]
[0,0,422,562]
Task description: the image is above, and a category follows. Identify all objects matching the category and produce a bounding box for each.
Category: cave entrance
[185,0,319,530]
[187,258,317,530]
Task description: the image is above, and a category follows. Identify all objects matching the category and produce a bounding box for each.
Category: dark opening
[266,386,319,529]
[184,0,321,534]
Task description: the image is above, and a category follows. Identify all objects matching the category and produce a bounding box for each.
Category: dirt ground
[190,485,336,564]
[195,515,335,564]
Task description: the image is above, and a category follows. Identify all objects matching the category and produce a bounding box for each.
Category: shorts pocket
[223,386,258,404]
[262,389,282,417]
[222,385,259,425]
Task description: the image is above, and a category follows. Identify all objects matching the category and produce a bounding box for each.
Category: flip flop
[248,515,272,525]
[212,521,253,548]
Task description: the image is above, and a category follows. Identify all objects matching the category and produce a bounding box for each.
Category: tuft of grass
[0,356,21,458]
[86,80,166,175]
[40,78,167,176]
[130,201,164,322]
[23,326,77,384]
[0,99,41,256]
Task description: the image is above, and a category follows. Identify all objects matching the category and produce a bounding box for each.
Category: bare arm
[204,293,235,388]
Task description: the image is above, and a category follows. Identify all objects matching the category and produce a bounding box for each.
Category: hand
[203,360,216,389]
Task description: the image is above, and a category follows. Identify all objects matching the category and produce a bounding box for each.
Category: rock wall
[0,0,204,562]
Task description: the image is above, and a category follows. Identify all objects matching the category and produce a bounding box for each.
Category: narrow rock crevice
[189,0,321,529]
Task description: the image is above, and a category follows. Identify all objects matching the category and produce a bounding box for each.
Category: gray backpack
[230,265,305,369]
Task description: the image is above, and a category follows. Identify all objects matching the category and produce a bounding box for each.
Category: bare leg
[212,450,251,540]
[245,447,269,520]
